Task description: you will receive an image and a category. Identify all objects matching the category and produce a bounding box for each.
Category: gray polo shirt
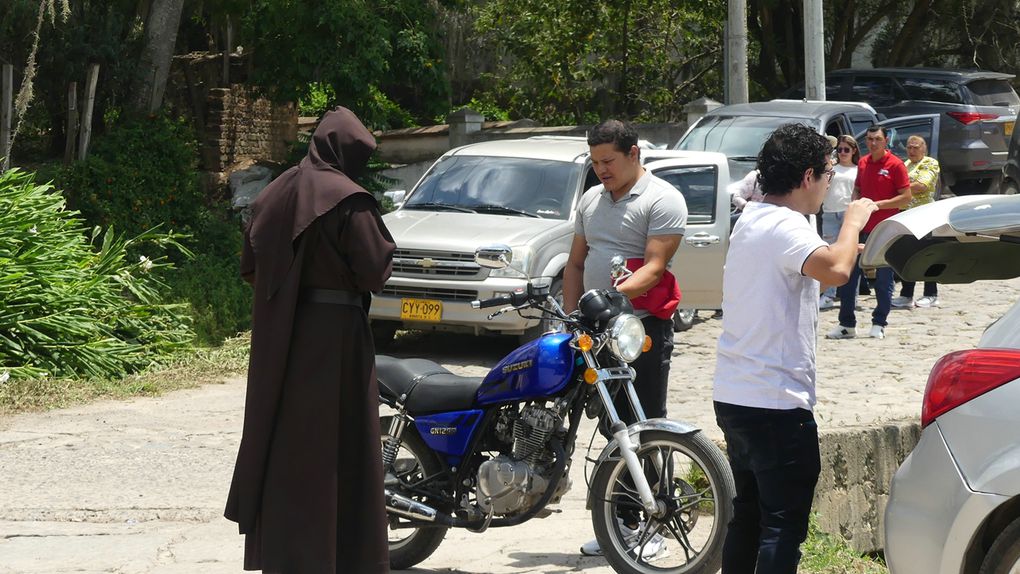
[574,169,688,293]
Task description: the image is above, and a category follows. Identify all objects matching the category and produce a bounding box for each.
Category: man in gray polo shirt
[565,119,687,559]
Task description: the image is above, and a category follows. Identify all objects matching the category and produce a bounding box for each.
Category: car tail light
[946,111,999,125]
[922,349,1020,427]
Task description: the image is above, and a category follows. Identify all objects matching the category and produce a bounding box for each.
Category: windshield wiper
[471,204,540,218]
[403,202,477,213]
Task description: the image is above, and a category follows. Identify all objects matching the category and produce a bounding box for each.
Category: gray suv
[786,68,1019,195]
[675,100,939,186]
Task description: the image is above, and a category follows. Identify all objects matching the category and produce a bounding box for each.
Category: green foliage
[439,97,512,123]
[164,209,252,346]
[801,515,888,574]
[58,113,250,347]
[239,0,449,130]
[0,168,194,380]
[472,0,724,123]
[58,114,202,238]
[298,84,336,117]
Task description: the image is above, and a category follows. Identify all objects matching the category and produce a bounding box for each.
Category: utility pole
[726,0,748,104]
[804,0,826,100]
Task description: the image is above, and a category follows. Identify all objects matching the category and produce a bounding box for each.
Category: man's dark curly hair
[756,123,831,197]
[588,119,639,154]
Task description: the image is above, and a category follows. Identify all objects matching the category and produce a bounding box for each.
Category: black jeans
[714,402,821,574]
[615,315,673,422]
[899,280,937,298]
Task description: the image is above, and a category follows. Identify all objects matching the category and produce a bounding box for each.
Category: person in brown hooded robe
[225,106,395,574]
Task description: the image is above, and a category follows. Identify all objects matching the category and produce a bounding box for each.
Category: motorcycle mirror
[474,244,513,269]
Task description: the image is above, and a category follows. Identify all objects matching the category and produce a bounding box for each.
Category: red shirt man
[854,126,911,231]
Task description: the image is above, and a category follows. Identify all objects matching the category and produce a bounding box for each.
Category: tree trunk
[884,0,933,66]
[129,0,185,114]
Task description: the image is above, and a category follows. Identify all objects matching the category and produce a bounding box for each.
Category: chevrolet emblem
[419,258,437,268]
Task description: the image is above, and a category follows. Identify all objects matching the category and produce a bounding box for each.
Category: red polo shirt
[855,150,909,232]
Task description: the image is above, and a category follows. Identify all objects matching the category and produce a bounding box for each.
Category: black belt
[300,288,363,307]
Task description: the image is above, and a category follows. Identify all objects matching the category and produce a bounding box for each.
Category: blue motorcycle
[378,245,735,574]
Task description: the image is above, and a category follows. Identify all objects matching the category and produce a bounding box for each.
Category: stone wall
[201,85,297,173]
[166,52,298,186]
[815,421,922,553]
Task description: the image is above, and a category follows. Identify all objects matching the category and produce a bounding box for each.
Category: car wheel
[372,321,399,350]
[519,278,564,344]
[978,515,1020,574]
[673,309,697,332]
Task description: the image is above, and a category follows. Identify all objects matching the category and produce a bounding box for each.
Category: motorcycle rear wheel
[380,416,449,570]
[590,430,734,574]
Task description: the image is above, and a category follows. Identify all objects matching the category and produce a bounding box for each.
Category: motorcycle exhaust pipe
[385,489,438,522]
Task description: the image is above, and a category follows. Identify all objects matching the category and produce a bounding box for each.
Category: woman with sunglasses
[818,135,860,309]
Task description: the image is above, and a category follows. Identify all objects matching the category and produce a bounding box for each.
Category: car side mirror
[474,244,513,269]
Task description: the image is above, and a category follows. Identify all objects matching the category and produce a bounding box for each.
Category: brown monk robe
[225,107,395,574]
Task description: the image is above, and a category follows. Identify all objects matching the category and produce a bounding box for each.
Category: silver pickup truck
[370,136,732,346]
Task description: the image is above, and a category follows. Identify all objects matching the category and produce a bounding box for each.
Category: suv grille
[392,249,483,279]
[381,286,479,302]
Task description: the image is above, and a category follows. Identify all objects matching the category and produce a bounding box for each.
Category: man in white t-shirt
[713,123,877,574]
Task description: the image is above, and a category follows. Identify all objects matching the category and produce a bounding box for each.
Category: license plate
[400,298,442,322]
[1006,122,1014,136]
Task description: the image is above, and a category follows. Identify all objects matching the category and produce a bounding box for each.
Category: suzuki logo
[419,258,437,268]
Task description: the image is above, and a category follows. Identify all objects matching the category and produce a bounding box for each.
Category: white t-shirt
[823,164,856,213]
[713,201,827,411]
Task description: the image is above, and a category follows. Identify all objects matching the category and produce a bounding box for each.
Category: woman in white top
[819,135,859,308]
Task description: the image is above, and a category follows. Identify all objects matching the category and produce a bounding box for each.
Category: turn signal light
[577,334,593,352]
[584,368,599,385]
[642,335,652,353]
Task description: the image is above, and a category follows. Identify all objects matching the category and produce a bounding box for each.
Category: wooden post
[78,64,99,161]
[222,16,233,87]
[1,64,12,172]
[64,82,78,164]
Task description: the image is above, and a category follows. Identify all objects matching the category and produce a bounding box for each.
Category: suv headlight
[607,314,645,363]
[489,246,533,278]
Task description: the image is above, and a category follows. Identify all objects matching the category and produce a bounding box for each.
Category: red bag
[623,258,682,320]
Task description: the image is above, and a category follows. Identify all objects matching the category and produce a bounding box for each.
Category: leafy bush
[0,168,194,380]
[57,113,252,346]
[58,114,203,239]
[165,208,252,345]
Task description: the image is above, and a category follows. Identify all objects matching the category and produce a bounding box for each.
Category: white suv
[370,136,732,345]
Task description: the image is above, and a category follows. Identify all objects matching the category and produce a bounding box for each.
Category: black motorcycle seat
[376,355,484,414]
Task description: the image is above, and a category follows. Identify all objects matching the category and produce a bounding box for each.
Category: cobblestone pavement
[0,278,1017,573]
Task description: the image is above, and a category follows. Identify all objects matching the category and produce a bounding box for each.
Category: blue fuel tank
[475,333,576,406]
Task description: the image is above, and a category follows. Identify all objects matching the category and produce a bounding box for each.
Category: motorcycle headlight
[607,314,646,363]
[489,246,533,278]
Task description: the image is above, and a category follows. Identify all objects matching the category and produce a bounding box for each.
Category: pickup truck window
[405,156,580,220]
[654,165,719,225]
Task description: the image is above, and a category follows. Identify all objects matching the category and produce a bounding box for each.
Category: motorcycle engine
[478,404,571,516]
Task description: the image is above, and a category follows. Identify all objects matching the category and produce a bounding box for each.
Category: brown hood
[247,107,377,298]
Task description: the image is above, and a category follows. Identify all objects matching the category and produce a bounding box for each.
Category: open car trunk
[861,195,1020,283]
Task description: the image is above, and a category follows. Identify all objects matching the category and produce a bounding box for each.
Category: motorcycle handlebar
[471,294,513,309]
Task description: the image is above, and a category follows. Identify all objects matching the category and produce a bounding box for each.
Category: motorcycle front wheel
[380,416,448,570]
[590,430,734,574]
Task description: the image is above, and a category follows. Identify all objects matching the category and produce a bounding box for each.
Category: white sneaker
[580,521,669,561]
[826,325,856,339]
[869,325,885,339]
[891,295,914,308]
[819,295,836,309]
[915,296,940,308]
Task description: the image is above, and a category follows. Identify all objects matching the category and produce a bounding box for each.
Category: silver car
[862,195,1020,574]
[370,137,732,345]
